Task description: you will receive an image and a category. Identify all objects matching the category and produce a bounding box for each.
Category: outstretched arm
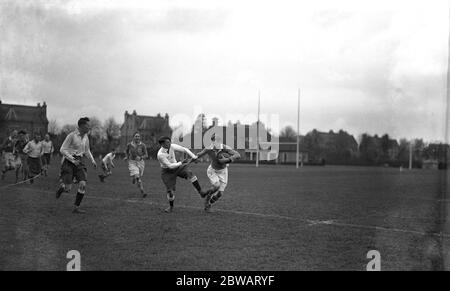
[171,144,197,159]
[85,138,96,167]
[219,145,241,164]
[225,146,241,162]
[124,145,130,160]
[196,148,208,159]
[143,145,149,159]
[23,142,31,154]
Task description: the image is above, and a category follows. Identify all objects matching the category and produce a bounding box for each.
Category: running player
[98,148,116,182]
[157,136,209,213]
[56,117,97,214]
[124,133,148,197]
[196,133,240,212]
[41,134,54,176]
[13,130,29,183]
[1,130,18,180]
[23,132,43,184]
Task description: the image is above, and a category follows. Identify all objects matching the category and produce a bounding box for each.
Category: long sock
[167,191,175,207]
[56,185,65,196]
[191,178,202,193]
[137,178,144,193]
[210,191,223,204]
[74,192,84,206]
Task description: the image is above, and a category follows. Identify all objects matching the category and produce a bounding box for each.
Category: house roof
[138,116,169,131]
[121,113,170,134]
[0,103,48,124]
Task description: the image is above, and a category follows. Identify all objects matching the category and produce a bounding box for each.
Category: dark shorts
[161,164,192,191]
[19,154,28,168]
[27,157,42,176]
[41,153,51,165]
[102,162,111,175]
[61,159,87,185]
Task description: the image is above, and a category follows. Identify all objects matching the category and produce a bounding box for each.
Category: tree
[304,129,321,160]
[359,133,381,164]
[333,130,355,163]
[61,124,77,134]
[398,138,410,164]
[104,117,120,141]
[103,117,121,151]
[48,119,61,135]
[413,138,425,162]
[88,116,105,155]
[280,125,297,140]
[380,134,391,162]
[88,117,104,140]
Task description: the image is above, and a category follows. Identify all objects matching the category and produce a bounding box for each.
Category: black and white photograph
[0,0,449,275]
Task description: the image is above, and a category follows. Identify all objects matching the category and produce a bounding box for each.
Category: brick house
[119,110,172,158]
[0,100,48,142]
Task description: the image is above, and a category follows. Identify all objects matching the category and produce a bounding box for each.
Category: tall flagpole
[446,0,450,155]
[296,88,300,169]
[409,141,413,170]
[256,90,260,168]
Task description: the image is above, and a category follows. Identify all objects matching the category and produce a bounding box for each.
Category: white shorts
[128,160,145,177]
[207,165,228,192]
[3,152,21,169]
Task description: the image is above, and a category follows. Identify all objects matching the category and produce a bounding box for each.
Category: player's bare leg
[135,175,146,197]
[15,166,21,184]
[22,165,28,181]
[72,181,87,214]
[165,190,175,212]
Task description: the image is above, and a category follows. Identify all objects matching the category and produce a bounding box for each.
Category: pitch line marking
[5,187,450,239]
[0,173,42,189]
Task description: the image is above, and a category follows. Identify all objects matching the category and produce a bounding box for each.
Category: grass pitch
[0,161,449,270]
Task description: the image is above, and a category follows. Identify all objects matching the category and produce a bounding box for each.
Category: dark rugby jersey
[126,142,148,160]
[14,139,28,155]
[1,137,16,153]
[202,144,240,170]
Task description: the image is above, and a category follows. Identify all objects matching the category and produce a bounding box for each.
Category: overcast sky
[0,0,449,142]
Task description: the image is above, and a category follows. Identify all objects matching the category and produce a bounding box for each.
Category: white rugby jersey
[102,152,116,165]
[157,143,197,169]
[41,140,54,154]
[23,140,43,158]
[60,129,95,164]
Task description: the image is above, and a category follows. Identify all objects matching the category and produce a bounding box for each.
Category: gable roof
[138,116,169,131]
[121,113,170,134]
[0,103,48,124]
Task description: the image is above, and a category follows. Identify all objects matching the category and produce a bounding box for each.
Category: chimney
[133,110,137,115]
[37,102,41,107]
[212,117,219,127]
[42,101,47,117]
